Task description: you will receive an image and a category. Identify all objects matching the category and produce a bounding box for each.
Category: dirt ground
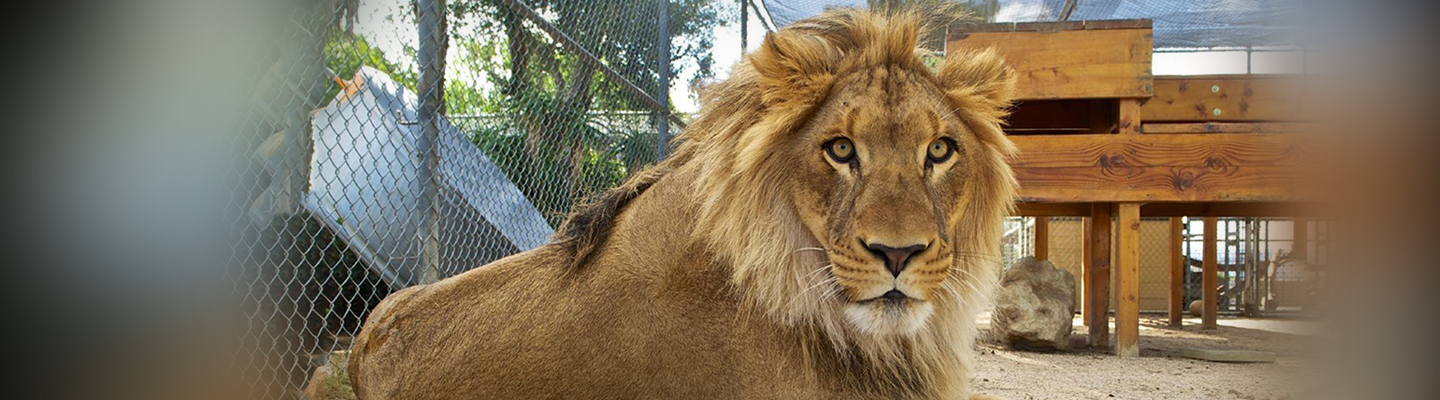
[974,315,1323,400]
[314,315,1321,400]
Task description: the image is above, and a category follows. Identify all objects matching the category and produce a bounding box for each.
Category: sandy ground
[973,315,1323,400]
[315,315,1322,400]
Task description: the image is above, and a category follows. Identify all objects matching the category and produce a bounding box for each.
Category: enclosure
[231,1,1324,399]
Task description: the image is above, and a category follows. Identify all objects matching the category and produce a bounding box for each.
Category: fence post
[1087,204,1113,348]
[657,0,671,160]
[740,0,748,52]
[1202,216,1219,329]
[416,0,448,284]
[1168,217,1185,327]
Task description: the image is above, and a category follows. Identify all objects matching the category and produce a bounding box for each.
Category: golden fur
[349,9,1018,400]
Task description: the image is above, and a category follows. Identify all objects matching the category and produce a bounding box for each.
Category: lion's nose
[862,240,929,277]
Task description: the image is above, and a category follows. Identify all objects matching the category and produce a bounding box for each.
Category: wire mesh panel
[231,0,730,398]
[1178,217,1331,316]
[1001,216,1035,268]
[1135,218,1173,313]
[1044,217,1086,308]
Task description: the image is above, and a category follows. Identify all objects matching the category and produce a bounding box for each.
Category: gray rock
[993,257,1076,350]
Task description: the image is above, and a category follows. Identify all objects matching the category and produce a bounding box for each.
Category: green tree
[323,31,418,98]
[321,1,724,226]
[445,0,724,224]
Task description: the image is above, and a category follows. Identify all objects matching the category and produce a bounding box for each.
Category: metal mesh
[1179,217,1330,315]
[1001,216,1035,268]
[1012,216,1333,315]
[232,0,728,398]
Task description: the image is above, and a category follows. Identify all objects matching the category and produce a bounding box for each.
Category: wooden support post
[1116,203,1141,357]
[1081,217,1092,325]
[1034,217,1050,261]
[1087,204,1113,347]
[1118,98,1142,134]
[1202,217,1219,330]
[1168,217,1185,327]
[1293,217,1309,263]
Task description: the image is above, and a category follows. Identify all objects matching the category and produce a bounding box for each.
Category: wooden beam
[1141,122,1315,134]
[1014,202,1092,217]
[1087,204,1113,347]
[947,24,1153,100]
[1143,75,1308,122]
[1010,134,1307,169]
[1168,217,1185,327]
[1118,99,1142,134]
[1008,133,1312,203]
[1081,217,1092,325]
[1140,202,1325,218]
[1115,203,1141,357]
[1014,165,1306,203]
[1293,217,1309,263]
[1202,216,1219,329]
[1019,202,1328,218]
[1034,217,1050,261]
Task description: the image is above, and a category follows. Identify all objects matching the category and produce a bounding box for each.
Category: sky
[349,0,1304,114]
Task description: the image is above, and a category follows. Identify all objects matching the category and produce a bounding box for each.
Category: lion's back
[348,246,581,400]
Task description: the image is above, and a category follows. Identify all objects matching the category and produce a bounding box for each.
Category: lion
[348,9,1019,400]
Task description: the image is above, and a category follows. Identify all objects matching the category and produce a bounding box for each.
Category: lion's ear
[748,30,841,107]
[937,48,1016,118]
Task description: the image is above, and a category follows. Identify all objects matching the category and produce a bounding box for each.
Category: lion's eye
[825,137,856,164]
[927,138,955,164]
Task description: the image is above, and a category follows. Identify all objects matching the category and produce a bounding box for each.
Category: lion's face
[686,11,1017,349]
[785,67,982,336]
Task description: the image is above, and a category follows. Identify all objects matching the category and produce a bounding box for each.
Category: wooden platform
[948,20,1315,358]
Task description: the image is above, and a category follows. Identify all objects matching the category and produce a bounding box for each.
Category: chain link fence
[232,0,736,398]
[1008,216,1332,317]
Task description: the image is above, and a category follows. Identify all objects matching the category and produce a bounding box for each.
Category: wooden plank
[1168,217,1185,327]
[1143,75,1308,122]
[1116,203,1141,357]
[1014,202,1093,217]
[1019,202,1327,217]
[1013,165,1307,203]
[1008,133,1312,202]
[1142,122,1315,134]
[1081,217,1092,325]
[1009,134,1308,169]
[1140,202,1325,218]
[1202,217,1219,329]
[947,28,1152,100]
[1118,99,1142,134]
[1087,204,1113,347]
[1034,217,1050,261]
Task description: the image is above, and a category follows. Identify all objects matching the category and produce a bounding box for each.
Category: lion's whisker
[787,274,838,310]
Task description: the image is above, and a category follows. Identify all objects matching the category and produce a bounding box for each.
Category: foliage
[321,1,722,227]
[323,31,418,99]
[445,0,721,226]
